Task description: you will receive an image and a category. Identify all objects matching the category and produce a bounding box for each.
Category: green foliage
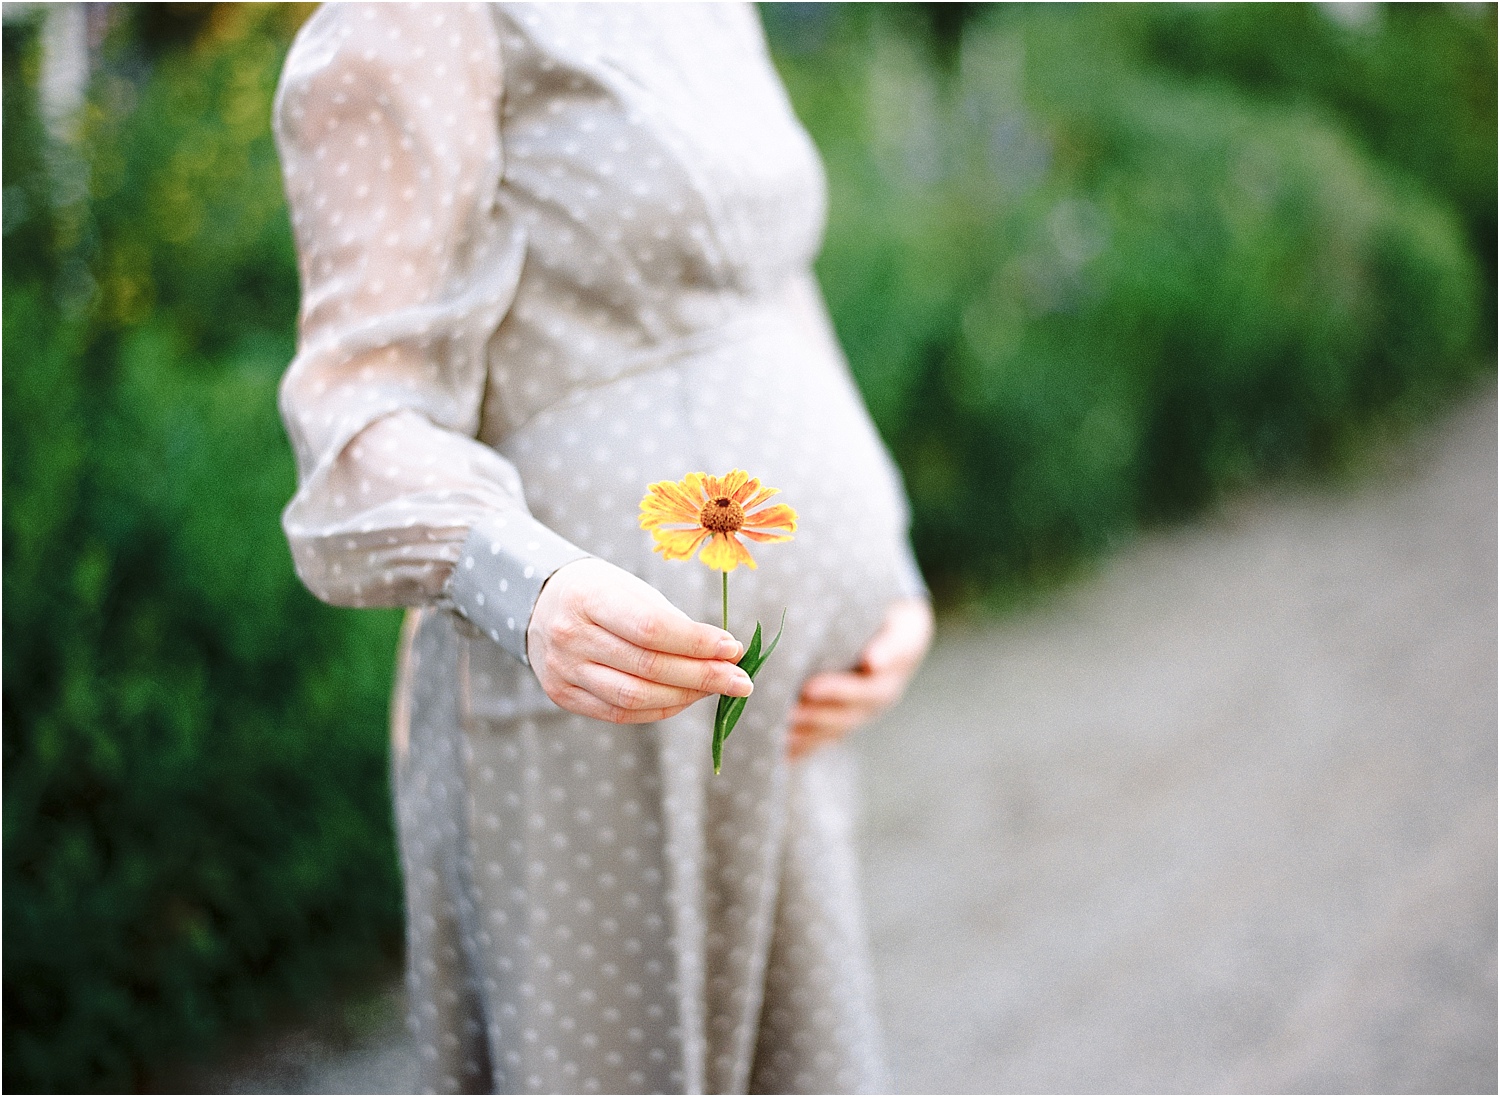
[2,2,1493,1091]
[4,8,401,1093]
[1126,3,1498,302]
[767,4,1489,599]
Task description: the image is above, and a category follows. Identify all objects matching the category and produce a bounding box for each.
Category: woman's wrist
[445,512,593,666]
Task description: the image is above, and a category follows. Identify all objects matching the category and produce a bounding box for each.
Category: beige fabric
[275,4,923,1093]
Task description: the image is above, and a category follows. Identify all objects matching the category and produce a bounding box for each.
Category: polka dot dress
[274,4,925,1093]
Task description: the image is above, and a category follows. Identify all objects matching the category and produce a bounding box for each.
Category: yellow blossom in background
[639,469,798,573]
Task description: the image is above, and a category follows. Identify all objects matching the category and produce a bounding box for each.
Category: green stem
[722,571,729,634]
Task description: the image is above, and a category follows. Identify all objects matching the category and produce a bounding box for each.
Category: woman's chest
[492,1,827,296]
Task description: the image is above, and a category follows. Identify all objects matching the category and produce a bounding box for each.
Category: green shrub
[770,6,1485,598]
[3,10,402,1092]
[1124,3,1498,305]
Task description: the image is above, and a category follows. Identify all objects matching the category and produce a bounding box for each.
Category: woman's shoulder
[281,4,501,87]
[276,3,502,133]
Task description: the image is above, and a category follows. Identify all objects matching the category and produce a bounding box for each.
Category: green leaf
[746,610,786,676]
[743,620,765,671]
[711,611,787,774]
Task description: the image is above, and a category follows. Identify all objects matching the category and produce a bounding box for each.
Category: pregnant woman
[274,4,932,1092]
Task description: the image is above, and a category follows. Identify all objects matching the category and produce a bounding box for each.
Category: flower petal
[699,531,757,572]
[742,502,798,533]
[740,483,779,510]
[733,478,771,506]
[659,478,706,515]
[737,527,793,543]
[639,488,700,527]
[728,533,758,569]
[639,508,697,531]
[651,527,711,561]
[720,469,750,499]
[639,510,693,531]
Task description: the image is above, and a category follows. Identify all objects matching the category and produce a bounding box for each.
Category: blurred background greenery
[2,3,1492,1092]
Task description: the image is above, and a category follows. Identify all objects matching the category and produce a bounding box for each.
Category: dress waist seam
[491,296,781,443]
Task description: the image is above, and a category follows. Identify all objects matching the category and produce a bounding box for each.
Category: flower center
[699,495,744,534]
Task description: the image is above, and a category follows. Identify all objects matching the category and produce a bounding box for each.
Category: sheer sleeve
[274,2,587,664]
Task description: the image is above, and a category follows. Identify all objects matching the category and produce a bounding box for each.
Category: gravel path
[183,385,1496,1094]
[862,385,1496,1094]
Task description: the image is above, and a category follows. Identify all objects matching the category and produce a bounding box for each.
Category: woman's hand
[528,558,753,724]
[787,596,934,761]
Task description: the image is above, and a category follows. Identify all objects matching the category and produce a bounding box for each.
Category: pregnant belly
[497,310,914,689]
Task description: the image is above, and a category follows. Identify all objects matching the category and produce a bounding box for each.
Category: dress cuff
[445,512,593,666]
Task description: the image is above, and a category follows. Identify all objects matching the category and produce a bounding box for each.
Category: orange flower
[639,469,797,573]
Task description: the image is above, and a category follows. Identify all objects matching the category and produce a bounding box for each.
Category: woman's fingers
[786,712,855,760]
[799,668,902,708]
[550,682,696,726]
[789,701,870,736]
[583,622,753,697]
[580,574,741,660]
[787,693,881,764]
[567,660,715,714]
[786,599,934,762]
[528,558,751,720]
[786,695,878,759]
